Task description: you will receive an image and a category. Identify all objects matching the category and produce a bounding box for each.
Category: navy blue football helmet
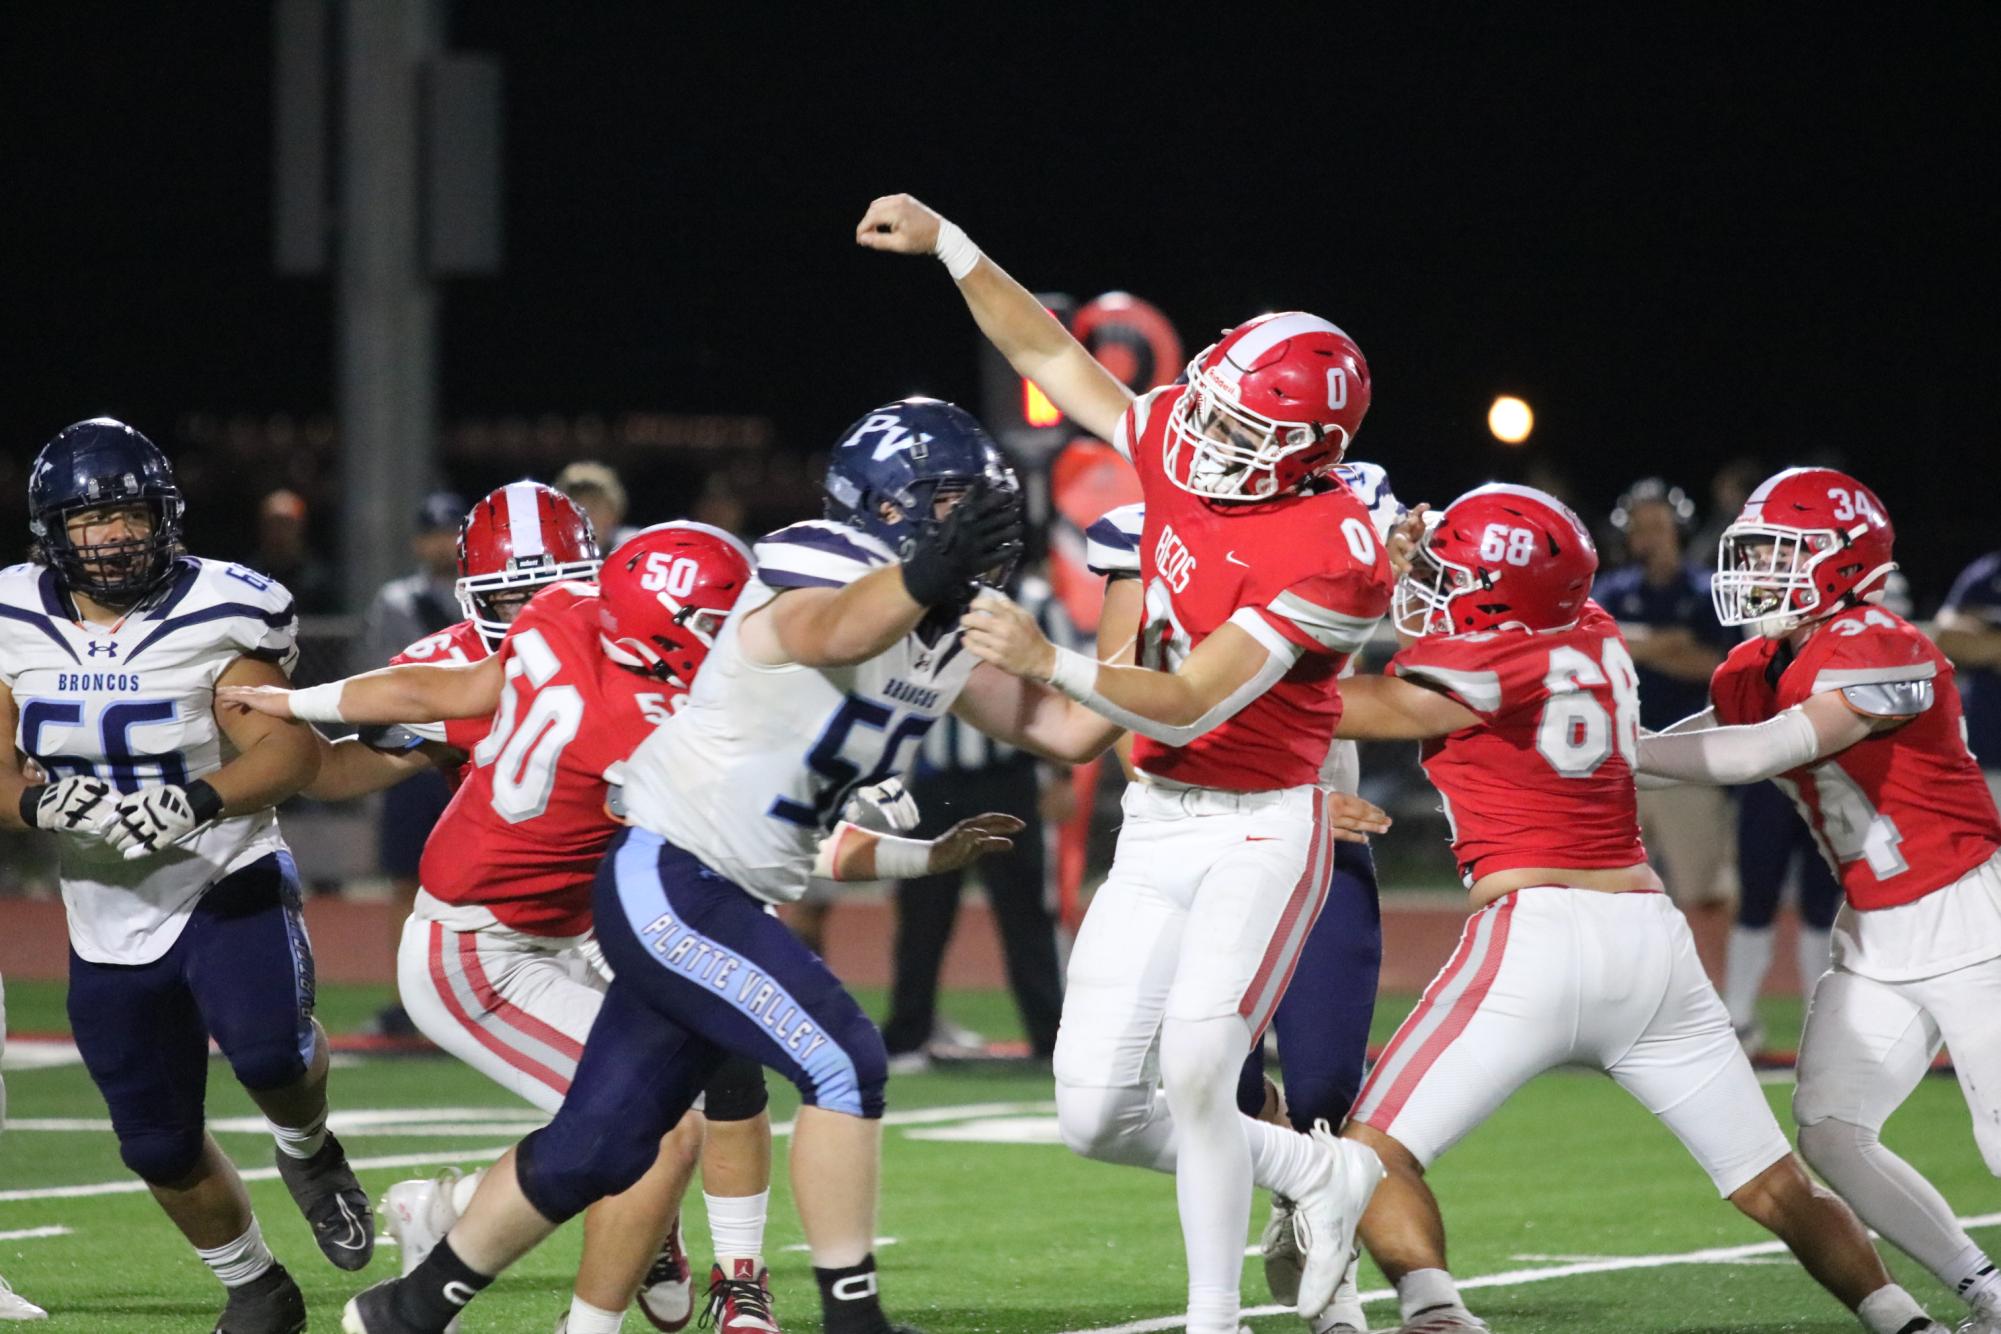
[28,418,186,603]
[823,398,1018,561]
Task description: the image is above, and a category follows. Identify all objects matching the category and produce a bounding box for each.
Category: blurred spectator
[250,488,341,613]
[554,460,639,547]
[1600,477,1739,931]
[356,490,467,1036]
[1722,779,1841,1054]
[1692,457,1765,565]
[689,474,749,537]
[359,491,467,669]
[1936,548,2001,811]
[880,565,1071,1070]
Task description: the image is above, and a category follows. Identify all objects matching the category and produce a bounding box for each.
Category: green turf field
[1,981,1991,1332]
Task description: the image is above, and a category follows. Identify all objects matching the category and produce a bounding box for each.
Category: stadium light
[1488,394,1534,445]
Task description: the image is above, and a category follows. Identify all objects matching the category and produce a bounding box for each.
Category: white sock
[196,1218,276,1288]
[267,1109,328,1161]
[1947,1241,2001,1310]
[1856,1283,1929,1334]
[449,1167,485,1216]
[1397,1268,1462,1322]
[564,1296,623,1333]
[1162,1016,1254,1334]
[1245,1120,1326,1200]
[1796,924,1833,995]
[1801,1117,1980,1291]
[703,1189,769,1266]
[1723,924,1775,1027]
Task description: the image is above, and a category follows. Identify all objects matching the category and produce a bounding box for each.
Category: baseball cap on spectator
[418,490,469,533]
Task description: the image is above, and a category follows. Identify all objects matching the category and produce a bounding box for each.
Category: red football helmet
[1164,311,1371,502]
[458,482,603,647]
[1711,467,1896,637]
[597,521,754,688]
[1394,484,1598,636]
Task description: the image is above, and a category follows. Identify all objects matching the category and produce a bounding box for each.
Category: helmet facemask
[1392,541,1483,638]
[1163,366,1345,502]
[1712,524,1893,638]
[457,557,602,649]
[35,497,186,607]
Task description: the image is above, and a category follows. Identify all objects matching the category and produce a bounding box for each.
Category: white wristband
[871,834,935,880]
[932,219,982,281]
[286,682,349,724]
[1045,646,1101,704]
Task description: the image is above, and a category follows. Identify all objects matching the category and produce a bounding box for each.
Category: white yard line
[1065,1211,2001,1334]
[0,1226,70,1242]
[0,1101,1056,1203]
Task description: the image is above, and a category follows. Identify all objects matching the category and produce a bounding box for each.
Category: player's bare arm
[1332,673,1482,742]
[205,656,323,816]
[745,570,930,669]
[961,588,1292,745]
[949,662,1124,765]
[304,734,466,803]
[1637,689,1905,786]
[855,193,1132,443]
[219,653,504,725]
[1099,575,1142,775]
[746,476,1023,669]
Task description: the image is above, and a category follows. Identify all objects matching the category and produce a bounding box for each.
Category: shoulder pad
[1085,503,1145,577]
[755,520,897,591]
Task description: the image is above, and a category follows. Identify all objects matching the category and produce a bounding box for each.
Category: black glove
[899,479,1024,608]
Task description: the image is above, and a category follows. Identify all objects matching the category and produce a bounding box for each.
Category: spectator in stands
[251,488,341,613]
[880,563,1070,1071]
[554,460,639,548]
[1691,457,1766,566]
[357,490,467,1037]
[1936,548,2001,812]
[1600,477,1739,932]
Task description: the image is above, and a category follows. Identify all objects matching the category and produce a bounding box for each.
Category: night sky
[3,5,1995,600]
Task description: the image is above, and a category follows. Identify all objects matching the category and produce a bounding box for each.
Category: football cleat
[213,1264,307,1334]
[636,1216,694,1331]
[1958,1315,2001,1334]
[276,1131,375,1270]
[0,1272,47,1322]
[1260,1193,1303,1305]
[382,1167,471,1278]
[1398,1305,1491,1333]
[1293,1122,1385,1321]
[1310,1253,1366,1334]
[701,1259,780,1333]
[342,1279,432,1334]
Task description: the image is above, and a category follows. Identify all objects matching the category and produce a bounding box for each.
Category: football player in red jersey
[1634,468,2001,1334]
[859,194,1396,1333]
[1314,484,1943,1334]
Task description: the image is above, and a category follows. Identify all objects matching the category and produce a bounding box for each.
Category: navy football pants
[68,852,317,1184]
[1737,779,1841,932]
[516,829,885,1224]
[1236,840,1384,1129]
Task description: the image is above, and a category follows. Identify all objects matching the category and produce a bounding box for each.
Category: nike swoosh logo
[1246,835,1278,842]
[1226,551,1250,568]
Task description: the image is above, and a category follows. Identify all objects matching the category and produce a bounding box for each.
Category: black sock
[814,1253,886,1334]
[393,1238,493,1331]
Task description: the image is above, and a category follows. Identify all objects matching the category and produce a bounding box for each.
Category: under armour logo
[442,1281,478,1307]
[85,641,119,658]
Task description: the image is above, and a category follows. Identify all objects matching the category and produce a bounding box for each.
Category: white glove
[23,775,118,837]
[104,785,212,861]
[843,777,921,833]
